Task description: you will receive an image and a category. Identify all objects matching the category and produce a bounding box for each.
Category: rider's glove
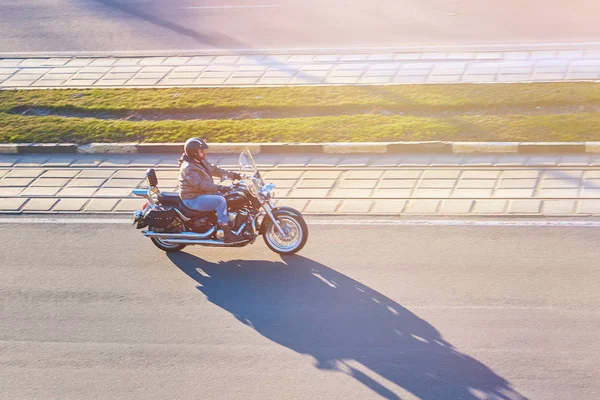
[217,185,231,194]
[231,172,242,181]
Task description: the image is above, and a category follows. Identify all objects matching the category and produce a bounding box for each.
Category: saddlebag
[143,207,177,229]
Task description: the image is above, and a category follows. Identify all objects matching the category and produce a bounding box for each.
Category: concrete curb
[3,142,600,155]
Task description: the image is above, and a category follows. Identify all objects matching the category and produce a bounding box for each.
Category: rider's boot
[221,224,242,243]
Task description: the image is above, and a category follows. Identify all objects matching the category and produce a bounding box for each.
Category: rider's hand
[231,172,242,181]
[218,185,231,194]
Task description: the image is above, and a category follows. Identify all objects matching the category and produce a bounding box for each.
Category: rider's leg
[182,194,227,222]
[182,195,240,242]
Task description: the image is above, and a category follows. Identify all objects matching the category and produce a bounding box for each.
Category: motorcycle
[132,149,308,255]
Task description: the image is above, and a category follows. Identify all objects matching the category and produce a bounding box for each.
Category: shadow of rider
[167,252,527,400]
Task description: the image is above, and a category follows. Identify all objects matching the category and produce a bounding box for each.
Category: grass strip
[2,113,600,143]
[1,83,600,143]
[3,83,600,112]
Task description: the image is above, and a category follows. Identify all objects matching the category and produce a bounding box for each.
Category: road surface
[1,217,599,399]
[2,0,600,53]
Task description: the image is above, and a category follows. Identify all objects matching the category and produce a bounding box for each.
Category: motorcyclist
[178,138,243,243]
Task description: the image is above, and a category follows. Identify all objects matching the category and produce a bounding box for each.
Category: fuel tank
[225,189,251,209]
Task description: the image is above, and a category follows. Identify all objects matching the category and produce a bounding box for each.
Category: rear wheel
[262,213,308,255]
[149,224,187,252]
[150,237,187,252]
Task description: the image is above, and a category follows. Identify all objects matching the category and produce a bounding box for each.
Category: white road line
[307,220,600,227]
[1,218,600,227]
[0,218,132,224]
[181,5,280,9]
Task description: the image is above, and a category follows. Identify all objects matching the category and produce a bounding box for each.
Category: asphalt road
[2,0,600,53]
[1,219,598,399]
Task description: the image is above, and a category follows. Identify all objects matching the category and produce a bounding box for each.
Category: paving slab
[338,200,373,213]
[577,200,600,214]
[0,198,27,211]
[405,200,440,214]
[265,171,305,180]
[372,189,413,198]
[422,170,461,179]
[536,188,580,198]
[509,200,543,214]
[302,171,342,179]
[371,200,407,214]
[0,187,24,196]
[114,199,146,212]
[378,180,417,189]
[501,170,541,179]
[413,188,454,198]
[20,187,61,196]
[22,198,59,211]
[382,170,423,179]
[417,180,456,189]
[472,200,508,214]
[67,178,106,187]
[78,169,117,178]
[52,198,89,211]
[94,188,134,197]
[5,169,45,178]
[103,179,144,188]
[41,170,81,178]
[57,187,99,197]
[439,200,474,214]
[0,178,35,187]
[331,189,373,198]
[339,180,378,189]
[345,170,384,179]
[84,199,120,212]
[456,180,497,189]
[493,189,535,198]
[450,188,494,198]
[274,199,308,212]
[461,171,502,179]
[30,178,71,187]
[497,179,538,189]
[542,200,577,214]
[578,188,600,198]
[305,199,340,213]
[296,180,336,189]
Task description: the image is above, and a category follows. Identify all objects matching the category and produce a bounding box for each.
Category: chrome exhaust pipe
[161,239,249,246]
[143,227,216,240]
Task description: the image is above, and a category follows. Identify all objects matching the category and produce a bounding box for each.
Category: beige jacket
[178,155,230,200]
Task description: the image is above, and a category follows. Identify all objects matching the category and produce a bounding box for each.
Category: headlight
[260,182,276,198]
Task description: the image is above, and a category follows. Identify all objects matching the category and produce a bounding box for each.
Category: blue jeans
[182,195,228,224]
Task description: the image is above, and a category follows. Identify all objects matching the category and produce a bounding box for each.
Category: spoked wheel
[262,214,308,255]
[149,225,187,253]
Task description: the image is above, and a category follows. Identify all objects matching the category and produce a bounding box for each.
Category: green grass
[3,83,600,111]
[2,83,600,143]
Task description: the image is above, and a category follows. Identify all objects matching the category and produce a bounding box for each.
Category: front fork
[261,200,287,237]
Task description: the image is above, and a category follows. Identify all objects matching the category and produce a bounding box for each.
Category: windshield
[238,149,258,177]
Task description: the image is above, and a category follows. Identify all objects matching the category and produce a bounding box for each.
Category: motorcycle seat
[158,192,214,218]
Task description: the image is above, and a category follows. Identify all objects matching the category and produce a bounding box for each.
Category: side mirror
[146,168,158,187]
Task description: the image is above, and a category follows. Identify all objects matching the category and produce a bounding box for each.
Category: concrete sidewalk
[2,49,600,88]
[1,153,600,217]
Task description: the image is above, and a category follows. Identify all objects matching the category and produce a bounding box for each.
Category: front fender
[259,207,304,235]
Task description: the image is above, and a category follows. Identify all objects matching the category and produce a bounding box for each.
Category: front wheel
[262,213,308,255]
